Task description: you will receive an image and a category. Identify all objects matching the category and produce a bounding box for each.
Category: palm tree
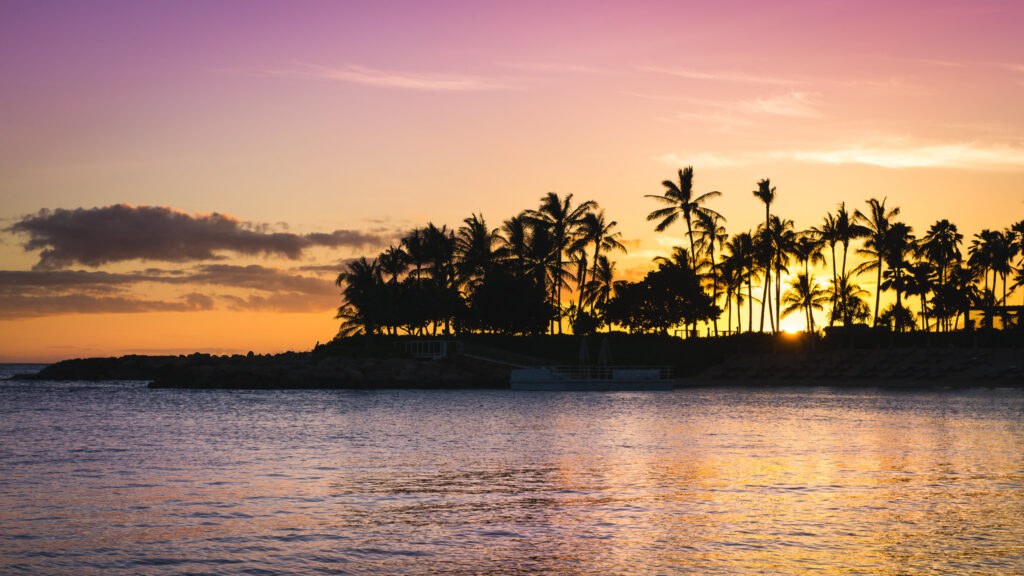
[781,273,829,332]
[752,178,776,331]
[834,203,869,324]
[525,193,596,334]
[904,261,935,331]
[828,273,871,326]
[575,210,626,314]
[815,212,841,326]
[456,213,498,290]
[753,226,776,332]
[854,197,900,327]
[585,255,617,331]
[335,257,383,335]
[766,216,797,333]
[646,166,722,270]
[724,231,756,333]
[918,219,962,331]
[378,245,408,284]
[694,210,728,335]
[878,222,915,332]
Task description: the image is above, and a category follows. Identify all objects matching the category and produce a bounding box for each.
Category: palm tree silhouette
[525,193,595,334]
[694,210,728,335]
[724,231,756,333]
[335,257,383,335]
[378,245,409,284]
[828,272,871,326]
[781,273,829,332]
[854,197,900,327]
[879,222,915,332]
[815,212,840,326]
[646,167,722,270]
[455,213,498,290]
[904,261,935,331]
[575,210,626,314]
[766,215,797,333]
[752,178,776,331]
[919,219,963,331]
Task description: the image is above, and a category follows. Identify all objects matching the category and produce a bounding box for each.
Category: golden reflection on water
[1,385,1023,574]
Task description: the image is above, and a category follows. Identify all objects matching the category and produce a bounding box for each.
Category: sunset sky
[2,0,1023,361]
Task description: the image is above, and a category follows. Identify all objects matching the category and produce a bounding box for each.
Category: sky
[1,0,1023,361]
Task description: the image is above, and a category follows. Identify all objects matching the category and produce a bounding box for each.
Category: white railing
[394,340,464,360]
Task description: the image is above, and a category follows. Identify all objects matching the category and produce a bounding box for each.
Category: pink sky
[1,1,1022,360]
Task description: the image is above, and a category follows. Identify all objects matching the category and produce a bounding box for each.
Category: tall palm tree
[834,203,869,324]
[694,210,728,335]
[781,273,829,333]
[878,222,915,332]
[815,212,841,326]
[646,166,722,270]
[918,219,962,331]
[575,210,626,314]
[766,216,797,333]
[854,197,900,327]
[725,231,756,333]
[752,178,776,331]
[753,226,776,332]
[585,255,617,331]
[525,193,596,334]
[904,261,935,331]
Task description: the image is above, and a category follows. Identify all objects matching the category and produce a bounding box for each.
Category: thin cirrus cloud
[782,143,1024,170]
[735,92,820,118]
[640,65,796,86]
[7,204,389,270]
[0,292,216,320]
[276,62,508,91]
[656,142,1024,171]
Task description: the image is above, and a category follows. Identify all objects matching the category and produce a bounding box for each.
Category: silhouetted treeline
[336,167,1024,338]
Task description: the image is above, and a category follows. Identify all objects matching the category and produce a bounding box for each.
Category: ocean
[2,364,1023,574]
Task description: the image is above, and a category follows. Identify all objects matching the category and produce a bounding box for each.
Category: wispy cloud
[656,141,1024,171]
[641,65,795,86]
[779,143,1024,170]
[276,62,507,91]
[502,61,596,73]
[736,91,820,118]
[653,152,741,168]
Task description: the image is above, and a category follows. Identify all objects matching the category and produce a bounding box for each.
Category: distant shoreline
[14,336,1023,389]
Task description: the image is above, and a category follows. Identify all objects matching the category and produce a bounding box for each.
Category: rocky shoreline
[15,345,1024,389]
[20,352,511,389]
[693,347,1024,386]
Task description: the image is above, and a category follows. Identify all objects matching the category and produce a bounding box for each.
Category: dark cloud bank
[0,265,341,319]
[8,204,387,269]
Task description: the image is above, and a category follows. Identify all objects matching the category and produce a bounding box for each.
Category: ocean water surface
[1,364,1023,574]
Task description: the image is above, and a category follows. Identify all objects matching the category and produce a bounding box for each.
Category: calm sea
[2,364,1023,575]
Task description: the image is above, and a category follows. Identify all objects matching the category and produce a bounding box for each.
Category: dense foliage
[336,168,1024,338]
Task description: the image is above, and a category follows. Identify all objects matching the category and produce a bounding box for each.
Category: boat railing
[512,365,672,381]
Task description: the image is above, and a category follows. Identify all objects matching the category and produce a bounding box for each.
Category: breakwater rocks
[698,347,1024,385]
[26,353,511,389]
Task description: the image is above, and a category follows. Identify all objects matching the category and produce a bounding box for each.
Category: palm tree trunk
[873,257,882,327]
[770,262,778,330]
[710,250,719,337]
[747,277,754,334]
[829,244,838,327]
[840,242,849,326]
[760,269,769,332]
